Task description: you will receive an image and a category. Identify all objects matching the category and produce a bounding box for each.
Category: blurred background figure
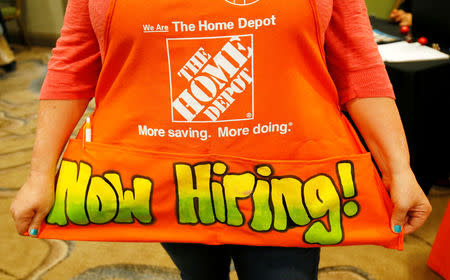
[0,10,16,74]
[390,0,412,26]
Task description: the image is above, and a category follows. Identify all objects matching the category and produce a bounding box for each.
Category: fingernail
[393,225,402,233]
[29,229,38,236]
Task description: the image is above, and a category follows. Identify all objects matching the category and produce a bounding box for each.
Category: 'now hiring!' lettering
[47,159,360,245]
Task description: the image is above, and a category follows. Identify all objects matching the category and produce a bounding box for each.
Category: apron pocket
[39,139,403,250]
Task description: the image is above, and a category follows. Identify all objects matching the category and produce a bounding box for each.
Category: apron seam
[308,0,326,64]
[103,0,118,59]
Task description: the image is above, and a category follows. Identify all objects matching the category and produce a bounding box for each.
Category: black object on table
[370,17,450,193]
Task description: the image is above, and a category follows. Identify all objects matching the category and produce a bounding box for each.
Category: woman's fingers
[391,202,408,233]
[10,175,55,237]
[399,13,413,26]
[389,9,399,20]
[28,210,48,237]
[390,195,431,234]
[390,9,408,23]
[391,202,431,234]
[11,205,35,235]
[403,202,432,234]
[387,169,432,235]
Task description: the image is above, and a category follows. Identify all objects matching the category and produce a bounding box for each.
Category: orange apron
[38,0,403,249]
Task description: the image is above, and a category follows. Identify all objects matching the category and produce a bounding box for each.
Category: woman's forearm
[345,97,410,180]
[346,97,432,234]
[30,99,91,177]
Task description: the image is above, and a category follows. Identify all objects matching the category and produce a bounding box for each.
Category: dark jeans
[161,243,320,280]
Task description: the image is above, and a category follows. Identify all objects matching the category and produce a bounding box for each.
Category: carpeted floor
[0,46,448,280]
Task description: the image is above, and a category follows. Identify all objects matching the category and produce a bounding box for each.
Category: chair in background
[0,0,30,47]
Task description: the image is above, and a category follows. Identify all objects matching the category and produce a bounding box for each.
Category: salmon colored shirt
[41,0,395,105]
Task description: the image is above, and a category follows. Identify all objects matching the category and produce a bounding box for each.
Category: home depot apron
[37,0,403,249]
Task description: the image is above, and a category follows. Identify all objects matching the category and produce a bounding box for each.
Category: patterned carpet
[0,46,447,280]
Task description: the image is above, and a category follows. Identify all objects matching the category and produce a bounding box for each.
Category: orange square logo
[167,35,254,123]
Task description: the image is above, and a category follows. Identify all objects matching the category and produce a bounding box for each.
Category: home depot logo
[167,35,254,123]
[225,0,261,6]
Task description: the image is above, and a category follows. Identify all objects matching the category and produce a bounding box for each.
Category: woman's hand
[345,97,432,234]
[389,9,412,26]
[390,9,405,22]
[10,172,55,236]
[9,99,90,237]
[383,168,432,234]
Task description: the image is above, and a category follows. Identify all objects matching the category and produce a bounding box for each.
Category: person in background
[0,11,16,74]
[390,0,412,26]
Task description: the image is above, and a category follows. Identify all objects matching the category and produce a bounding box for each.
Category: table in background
[371,17,450,193]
